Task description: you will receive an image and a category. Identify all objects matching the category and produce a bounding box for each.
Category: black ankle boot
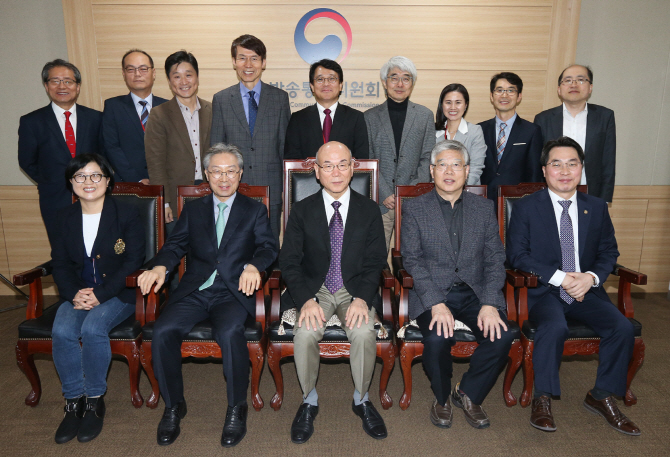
[77,396,106,442]
[55,396,86,444]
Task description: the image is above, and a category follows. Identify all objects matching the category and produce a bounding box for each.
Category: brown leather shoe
[583,392,641,436]
[530,395,557,432]
[451,383,490,429]
[430,397,452,428]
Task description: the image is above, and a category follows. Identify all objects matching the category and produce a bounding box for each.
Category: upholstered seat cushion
[18,301,141,340]
[401,320,520,343]
[521,318,642,340]
[268,319,394,343]
[142,319,263,343]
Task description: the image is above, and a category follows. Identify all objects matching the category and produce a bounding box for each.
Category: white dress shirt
[562,102,588,185]
[316,101,339,130]
[322,186,350,229]
[130,92,154,118]
[51,102,77,140]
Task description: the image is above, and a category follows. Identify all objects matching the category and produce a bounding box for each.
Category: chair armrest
[613,264,647,285]
[126,269,149,326]
[13,261,51,286]
[505,270,525,288]
[612,264,646,318]
[269,270,282,323]
[255,271,268,330]
[268,269,281,289]
[13,261,51,320]
[516,270,538,288]
[391,250,414,290]
[504,270,526,323]
[380,269,394,321]
[510,269,535,323]
[381,269,394,289]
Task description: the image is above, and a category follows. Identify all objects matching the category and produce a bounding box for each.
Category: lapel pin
[584,210,588,214]
[114,238,126,254]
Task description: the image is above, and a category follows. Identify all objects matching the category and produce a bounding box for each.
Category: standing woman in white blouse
[435,84,487,185]
[50,153,145,444]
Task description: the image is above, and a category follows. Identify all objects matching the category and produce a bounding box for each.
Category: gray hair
[380,56,417,84]
[42,59,82,84]
[431,140,470,166]
[203,143,244,169]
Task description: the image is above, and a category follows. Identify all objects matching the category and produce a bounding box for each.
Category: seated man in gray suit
[364,56,434,249]
[401,140,514,429]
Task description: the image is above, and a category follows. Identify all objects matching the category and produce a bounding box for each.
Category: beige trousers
[381,209,395,251]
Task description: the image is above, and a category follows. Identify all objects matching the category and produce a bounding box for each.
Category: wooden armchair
[391,183,524,410]
[498,183,646,407]
[267,158,396,411]
[15,183,165,408]
[132,183,273,411]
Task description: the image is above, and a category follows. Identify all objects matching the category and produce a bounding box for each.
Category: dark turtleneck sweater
[387,98,409,157]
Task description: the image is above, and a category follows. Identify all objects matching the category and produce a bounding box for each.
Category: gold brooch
[114,238,126,254]
[584,210,588,214]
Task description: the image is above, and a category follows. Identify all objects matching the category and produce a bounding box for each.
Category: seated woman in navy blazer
[50,153,145,444]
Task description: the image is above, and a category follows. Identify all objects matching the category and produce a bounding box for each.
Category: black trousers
[416,284,514,406]
[152,275,250,407]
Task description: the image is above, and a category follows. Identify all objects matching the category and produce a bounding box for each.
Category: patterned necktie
[199,202,228,290]
[496,122,507,163]
[323,108,332,143]
[325,201,344,294]
[248,90,258,137]
[558,200,575,304]
[139,100,149,131]
[64,111,76,158]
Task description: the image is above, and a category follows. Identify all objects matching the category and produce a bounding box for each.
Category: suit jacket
[18,103,103,241]
[435,121,487,185]
[401,189,506,320]
[284,103,369,160]
[479,115,543,200]
[144,97,212,207]
[102,93,168,182]
[506,188,618,310]
[210,82,290,207]
[364,100,433,213]
[533,104,616,202]
[279,189,386,312]
[149,193,277,316]
[51,197,145,305]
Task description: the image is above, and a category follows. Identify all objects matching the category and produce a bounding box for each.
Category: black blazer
[149,193,278,316]
[533,104,616,202]
[102,93,168,182]
[284,103,369,159]
[279,189,386,312]
[51,197,146,305]
[479,115,544,201]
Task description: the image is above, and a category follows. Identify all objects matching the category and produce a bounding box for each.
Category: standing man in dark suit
[534,65,616,202]
[210,35,290,242]
[402,139,513,429]
[102,49,167,184]
[280,142,387,443]
[479,72,543,201]
[506,136,639,435]
[364,56,433,249]
[285,59,368,160]
[138,144,278,447]
[18,59,103,245]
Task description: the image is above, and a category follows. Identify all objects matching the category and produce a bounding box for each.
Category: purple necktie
[325,201,344,294]
[323,108,332,143]
[558,200,575,304]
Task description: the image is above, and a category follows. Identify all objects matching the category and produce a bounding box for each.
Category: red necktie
[323,108,332,143]
[64,111,76,158]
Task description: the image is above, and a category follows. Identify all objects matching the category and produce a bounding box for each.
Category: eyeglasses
[72,173,106,183]
[124,65,153,75]
[560,77,591,86]
[493,88,518,96]
[387,75,413,85]
[316,162,351,173]
[547,160,581,170]
[207,169,241,180]
[432,161,465,172]
[47,78,77,87]
[314,76,339,85]
[235,55,262,64]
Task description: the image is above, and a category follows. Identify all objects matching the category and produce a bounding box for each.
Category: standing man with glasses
[210,35,290,243]
[19,59,104,245]
[478,72,543,202]
[534,65,616,202]
[285,59,369,160]
[138,143,278,447]
[102,49,167,184]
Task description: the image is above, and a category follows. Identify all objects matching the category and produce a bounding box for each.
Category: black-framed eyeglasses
[72,173,106,183]
[314,76,339,85]
[493,88,518,96]
[560,78,591,86]
[124,65,153,75]
[387,74,413,85]
[316,162,351,173]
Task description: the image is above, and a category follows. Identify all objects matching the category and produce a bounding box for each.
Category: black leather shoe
[221,402,248,447]
[55,396,86,444]
[157,400,187,446]
[77,396,106,442]
[352,400,388,439]
[291,403,319,444]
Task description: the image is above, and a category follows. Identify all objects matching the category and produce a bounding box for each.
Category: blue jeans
[52,297,135,398]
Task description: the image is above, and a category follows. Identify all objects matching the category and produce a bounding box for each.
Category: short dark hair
[231,35,267,61]
[435,83,470,130]
[65,153,115,194]
[490,72,523,94]
[42,59,81,84]
[122,49,154,68]
[557,64,593,86]
[309,59,343,84]
[540,136,585,166]
[164,51,199,79]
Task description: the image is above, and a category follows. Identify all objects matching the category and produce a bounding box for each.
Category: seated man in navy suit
[138,143,278,447]
[506,136,639,435]
[102,49,168,183]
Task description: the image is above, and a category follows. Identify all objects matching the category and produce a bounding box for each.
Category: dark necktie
[496,122,507,163]
[325,201,344,294]
[323,108,332,143]
[558,200,575,304]
[64,111,76,158]
[248,90,258,137]
[139,100,149,131]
